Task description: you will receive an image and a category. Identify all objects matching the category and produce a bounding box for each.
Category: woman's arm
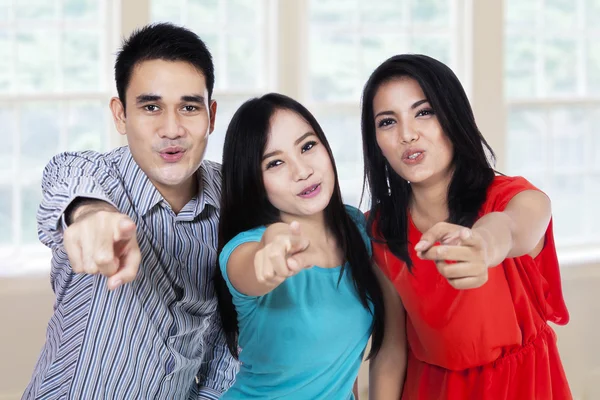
[473,189,551,263]
[369,266,407,399]
[416,189,552,290]
[226,221,312,297]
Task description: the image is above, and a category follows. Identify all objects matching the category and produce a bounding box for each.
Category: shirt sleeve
[37,151,120,251]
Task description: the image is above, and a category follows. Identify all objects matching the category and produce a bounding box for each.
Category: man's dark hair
[114,22,215,109]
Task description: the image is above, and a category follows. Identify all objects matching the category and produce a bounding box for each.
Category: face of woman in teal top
[260,108,336,223]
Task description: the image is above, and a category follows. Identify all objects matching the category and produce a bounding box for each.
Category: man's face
[111,59,216,196]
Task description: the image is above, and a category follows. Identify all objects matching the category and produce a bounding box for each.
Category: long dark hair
[214,93,385,360]
[361,54,496,271]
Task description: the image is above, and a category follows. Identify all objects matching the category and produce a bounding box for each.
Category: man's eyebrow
[136,94,161,104]
[181,95,205,103]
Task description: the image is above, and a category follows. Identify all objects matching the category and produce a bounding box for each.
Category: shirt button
[169,337,175,344]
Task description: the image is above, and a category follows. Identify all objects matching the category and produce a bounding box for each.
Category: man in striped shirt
[23,23,239,399]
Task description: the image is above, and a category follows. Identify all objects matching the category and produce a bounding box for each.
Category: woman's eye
[416,108,434,117]
[266,160,282,169]
[377,118,395,128]
[301,141,317,153]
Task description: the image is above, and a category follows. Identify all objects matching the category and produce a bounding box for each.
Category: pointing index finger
[287,221,309,254]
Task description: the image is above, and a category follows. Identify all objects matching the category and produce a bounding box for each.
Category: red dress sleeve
[482,175,569,325]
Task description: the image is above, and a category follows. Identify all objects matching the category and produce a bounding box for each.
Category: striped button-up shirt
[23,146,239,400]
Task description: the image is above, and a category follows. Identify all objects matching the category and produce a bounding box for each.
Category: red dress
[371,176,572,399]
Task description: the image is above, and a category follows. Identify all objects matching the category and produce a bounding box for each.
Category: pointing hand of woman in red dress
[415,222,491,290]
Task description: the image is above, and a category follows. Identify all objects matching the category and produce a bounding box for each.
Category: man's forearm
[65,198,119,225]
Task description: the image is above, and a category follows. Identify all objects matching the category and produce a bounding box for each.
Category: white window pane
[505,0,537,30]
[505,35,536,99]
[544,37,578,96]
[204,96,249,163]
[410,35,451,66]
[0,0,10,21]
[359,0,403,26]
[63,30,102,92]
[0,30,11,93]
[227,34,260,90]
[16,0,55,20]
[507,109,547,174]
[310,0,356,25]
[411,0,451,27]
[187,0,219,25]
[228,0,260,26]
[588,41,600,96]
[543,0,578,30]
[151,0,183,23]
[310,33,358,102]
[0,186,12,244]
[66,101,107,152]
[587,175,600,237]
[21,184,42,244]
[19,103,61,177]
[63,0,100,22]
[587,0,600,27]
[550,108,587,172]
[0,106,15,172]
[548,174,585,242]
[16,30,59,93]
[360,34,406,81]
[592,109,600,170]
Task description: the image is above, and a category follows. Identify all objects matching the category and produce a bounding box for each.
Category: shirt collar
[118,147,221,218]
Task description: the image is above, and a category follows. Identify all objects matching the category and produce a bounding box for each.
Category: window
[7,1,596,273]
[150,0,275,164]
[505,0,600,249]
[0,0,117,273]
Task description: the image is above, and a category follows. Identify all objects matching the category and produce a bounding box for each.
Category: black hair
[114,22,215,110]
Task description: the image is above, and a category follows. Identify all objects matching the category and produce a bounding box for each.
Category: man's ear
[110,97,127,135]
[209,99,218,134]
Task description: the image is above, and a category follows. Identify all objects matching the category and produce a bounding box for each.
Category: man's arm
[38,151,141,289]
[196,311,240,399]
[64,197,119,226]
[37,151,120,250]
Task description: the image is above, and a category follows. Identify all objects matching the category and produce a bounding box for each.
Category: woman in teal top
[214,93,406,399]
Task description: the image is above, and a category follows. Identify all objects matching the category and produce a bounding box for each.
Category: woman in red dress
[360,54,572,399]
